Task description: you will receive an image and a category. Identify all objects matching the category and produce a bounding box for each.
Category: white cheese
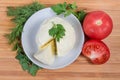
[36,17,76,57]
[34,44,55,65]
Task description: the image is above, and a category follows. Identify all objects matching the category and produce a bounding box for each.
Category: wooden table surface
[0,0,120,80]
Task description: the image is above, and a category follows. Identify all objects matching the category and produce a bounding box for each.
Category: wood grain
[0,0,120,80]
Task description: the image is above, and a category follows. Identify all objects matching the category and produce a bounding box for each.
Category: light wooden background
[0,0,120,80]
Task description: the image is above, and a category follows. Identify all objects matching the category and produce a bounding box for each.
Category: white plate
[22,8,84,69]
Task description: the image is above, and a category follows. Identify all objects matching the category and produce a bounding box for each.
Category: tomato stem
[96,20,102,26]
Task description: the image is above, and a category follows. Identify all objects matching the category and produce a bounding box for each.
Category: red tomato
[83,11,113,40]
[82,40,110,64]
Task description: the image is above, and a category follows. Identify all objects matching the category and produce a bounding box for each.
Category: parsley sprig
[49,22,66,42]
[51,2,77,16]
[51,2,86,22]
[6,2,44,76]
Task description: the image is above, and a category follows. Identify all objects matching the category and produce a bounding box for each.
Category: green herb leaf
[49,22,66,42]
[74,10,87,22]
[28,64,40,76]
[16,53,29,71]
[12,42,19,51]
[15,53,25,60]
[51,2,77,16]
[51,2,67,15]
[21,62,29,70]
[68,2,77,9]
[64,10,73,17]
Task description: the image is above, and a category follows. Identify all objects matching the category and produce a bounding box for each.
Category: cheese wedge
[36,19,53,47]
[34,43,55,65]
